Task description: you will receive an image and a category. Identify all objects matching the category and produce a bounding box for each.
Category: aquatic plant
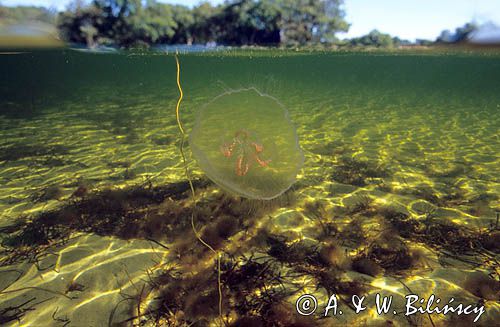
[70,184,88,198]
[338,217,366,246]
[29,185,65,203]
[0,180,209,266]
[378,204,500,274]
[114,252,306,326]
[221,255,297,319]
[412,200,437,219]
[3,175,495,325]
[1,180,300,324]
[480,230,500,251]
[401,183,444,206]
[303,200,338,238]
[360,238,414,273]
[375,181,393,193]
[379,207,420,238]
[266,236,319,265]
[319,241,350,269]
[346,194,375,215]
[189,87,304,200]
[0,179,292,265]
[0,297,39,325]
[330,156,389,186]
[351,257,383,277]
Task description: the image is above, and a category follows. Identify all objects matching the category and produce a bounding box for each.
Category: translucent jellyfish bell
[189,88,304,200]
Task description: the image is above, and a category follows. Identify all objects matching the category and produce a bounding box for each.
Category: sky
[2,0,500,41]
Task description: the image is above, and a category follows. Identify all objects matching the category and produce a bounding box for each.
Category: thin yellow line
[174,52,224,324]
[174,53,214,251]
[175,53,185,135]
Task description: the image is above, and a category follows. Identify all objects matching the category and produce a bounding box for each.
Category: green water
[0,49,499,326]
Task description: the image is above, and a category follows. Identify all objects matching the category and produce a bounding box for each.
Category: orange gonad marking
[236,155,250,176]
[220,130,271,176]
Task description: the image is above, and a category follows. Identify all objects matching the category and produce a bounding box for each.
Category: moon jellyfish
[189,88,304,200]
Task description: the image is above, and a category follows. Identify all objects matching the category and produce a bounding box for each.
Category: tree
[58,4,104,45]
[0,4,57,25]
[58,0,178,47]
[453,22,477,42]
[350,29,394,48]
[65,0,86,12]
[436,22,478,43]
[139,1,177,44]
[56,0,350,48]
[278,0,349,45]
[92,0,145,46]
[80,23,98,47]
[392,36,411,47]
[436,29,454,43]
[415,39,432,46]
[170,5,194,44]
[211,0,281,45]
[189,2,220,44]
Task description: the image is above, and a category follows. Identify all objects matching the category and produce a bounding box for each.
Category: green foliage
[211,0,281,45]
[57,4,102,46]
[415,39,433,46]
[91,0,177,47]
[392,36,411,47]
[349,29,394,48]
[169,5,194,44]
[279,0,349,45]
[58,0,178,47]
[0,4,56,25]
[7,1,470,49]
[188,2,220,44]
[56,0,349,48]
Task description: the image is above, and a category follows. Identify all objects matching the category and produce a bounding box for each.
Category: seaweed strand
[174,52,224,325]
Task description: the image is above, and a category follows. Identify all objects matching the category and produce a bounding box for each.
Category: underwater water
[0,49,499,326]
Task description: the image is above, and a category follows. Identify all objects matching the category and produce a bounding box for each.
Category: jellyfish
[189,87,304,200]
